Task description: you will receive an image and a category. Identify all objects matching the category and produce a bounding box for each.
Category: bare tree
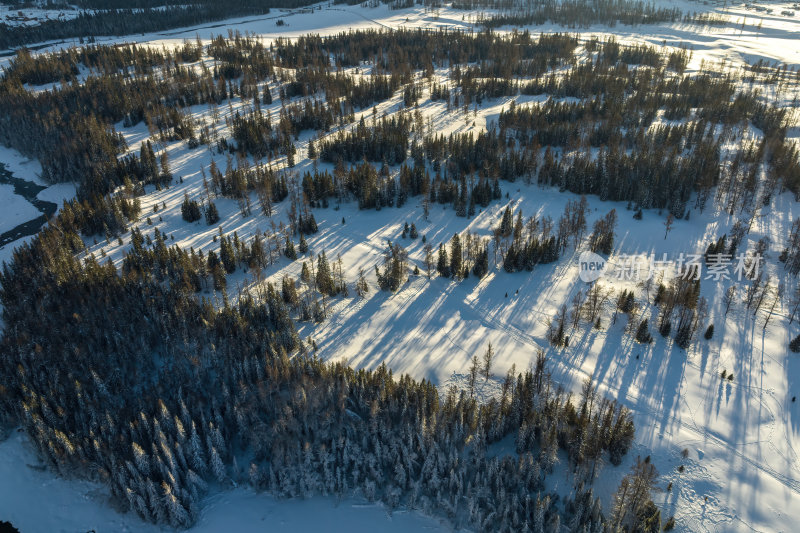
[723,285,736,316]
[763,282,784,330]
[583,283,612,323]
[423,244,433,279]
[663,213,674,239]
[570,289,585,330]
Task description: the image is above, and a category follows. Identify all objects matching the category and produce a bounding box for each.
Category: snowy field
[0,2,84,29]
[3,0,800,71]
[0,183,40,234]
[1,1,800,532]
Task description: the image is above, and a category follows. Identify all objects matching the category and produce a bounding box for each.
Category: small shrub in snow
[790,334,800,353]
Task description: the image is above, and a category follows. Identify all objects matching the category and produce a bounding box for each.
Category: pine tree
[159,150,172,184]
[450,234,463,279]
[205,201,220,225]
[209,446,226,483]
[376,241,407,292]
[316,251,335,296]
[635,319,653,343]
[284,236,297,260]
[704,324,714,340]
[472,245,489,278]
[281,275,299,306]
[219,235,236,274]
[437,243,450,278]
[181,193,202,222]
[298,234,308,254]
[499,206,513,237]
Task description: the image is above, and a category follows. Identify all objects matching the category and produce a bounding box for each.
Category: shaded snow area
[0,183,39,234]
[1,2,800,532]
[0,430,451,533]
[0,146,76,258]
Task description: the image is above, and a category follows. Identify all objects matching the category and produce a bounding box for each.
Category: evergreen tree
[437,243,450,278]
[181,193,202,223]
[499,206,513,237]
[316,251,335,296]
[219,235,236,274]
[205,201,220,225]
[376,241,407,292]
[472,245,489,278]
[281,275,299,307]
[284,236,297,260]
[450,234,463,279]
[635,319,653,343]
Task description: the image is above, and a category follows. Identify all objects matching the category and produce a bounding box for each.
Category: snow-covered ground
[77,112,800,533]
[4,1,800,71]
[1,2,800,532]
[0,146,76,261]
[0,429,451,533]
[0,144,43,185]
[0,2,83,28]
[0,182,40,234]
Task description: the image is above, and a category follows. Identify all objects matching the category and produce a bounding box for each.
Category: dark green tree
[450,233,463,279]
[437,243,450,278]
[473,245,489,278]
[205,201,220,225]
[284,236,297,260]
[181,193,202,222]
[316,251,335,296]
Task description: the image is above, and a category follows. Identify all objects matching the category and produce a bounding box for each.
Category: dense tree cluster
[0,218,639,531]
[499,205,562,273]
[0,0,328,49]
[459,0,683,28]
[319,114,412,165]
[0,23,794,532]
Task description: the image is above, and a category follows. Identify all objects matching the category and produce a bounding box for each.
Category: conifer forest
[0,1,799,532]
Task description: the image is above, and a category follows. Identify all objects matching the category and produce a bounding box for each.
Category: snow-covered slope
[1,2,800,532]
